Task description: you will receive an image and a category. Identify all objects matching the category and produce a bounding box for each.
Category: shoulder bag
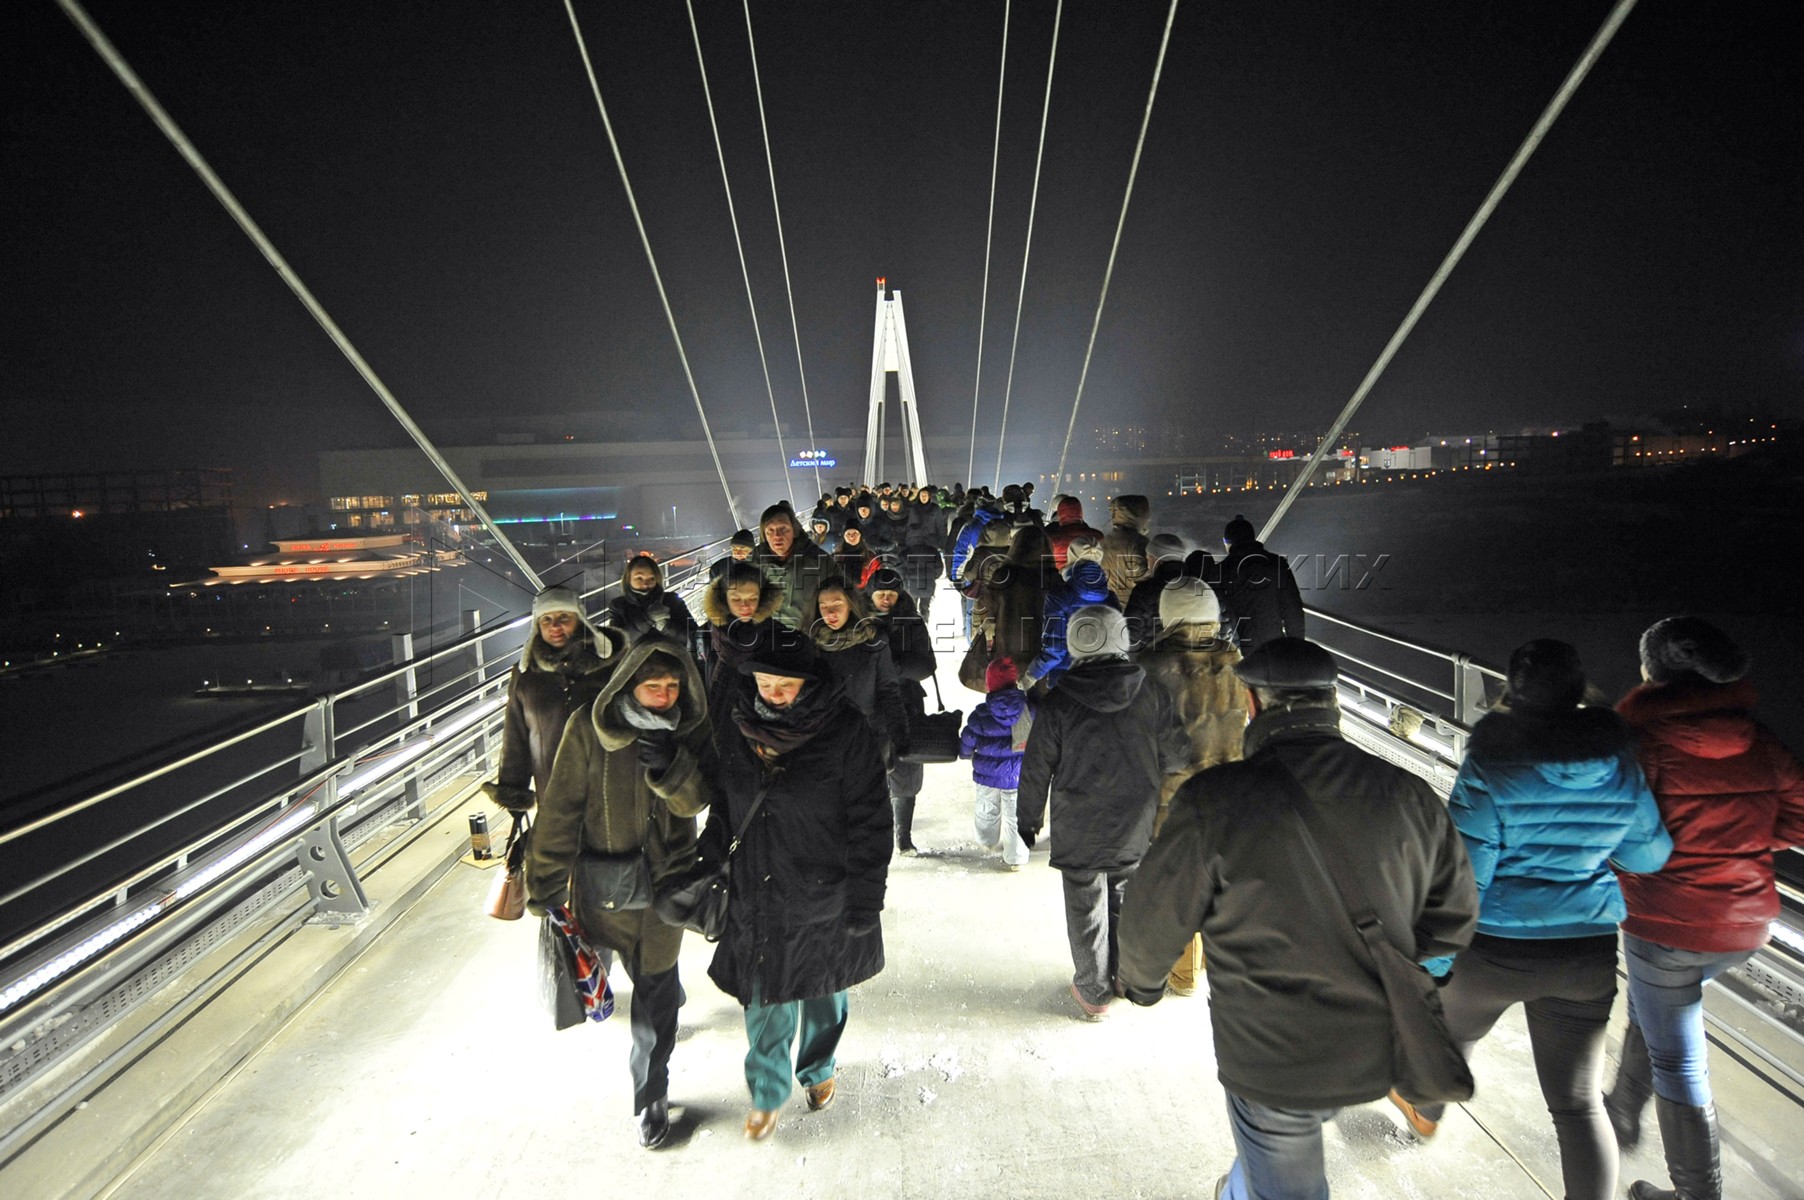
[900,675,962,764]
[485,812,529,921]
[652,783,770,941]
[1268,761,1474,1105]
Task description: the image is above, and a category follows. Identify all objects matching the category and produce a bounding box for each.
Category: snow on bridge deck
[79,587,1793,1200]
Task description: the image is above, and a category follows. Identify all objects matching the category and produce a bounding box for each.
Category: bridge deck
[82,641,1792,1200]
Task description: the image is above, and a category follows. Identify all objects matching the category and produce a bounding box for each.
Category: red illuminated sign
[1267,450,1295,459]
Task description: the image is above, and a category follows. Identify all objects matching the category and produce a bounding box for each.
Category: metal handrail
[0,538,729,982]
[0,538,722,848]
[1305,604,1507,679]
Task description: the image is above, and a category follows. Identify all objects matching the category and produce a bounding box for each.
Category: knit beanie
[865,567,905,594]
[1505,638,1586,712]
[985,656,1019,692]
[1638,616,1751,685]
[1067,605,1130,663]
[1224,515,1256,545]
[730,528,757,548]
[1146,533,1188,566]
[1158,578,1221,629]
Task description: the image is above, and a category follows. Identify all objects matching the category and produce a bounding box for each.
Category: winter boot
[1604,1020,1653,1149]
[1627,1099,1721,1200]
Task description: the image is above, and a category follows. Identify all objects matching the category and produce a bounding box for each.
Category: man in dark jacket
[1117,637,1477,1199]
[489,586,627,813]
[1217,514,1305,653]
[1017,606,1192,1020]
[753,501,838,633]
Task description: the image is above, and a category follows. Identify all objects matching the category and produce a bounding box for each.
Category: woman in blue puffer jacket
[1393,640,1671,1200]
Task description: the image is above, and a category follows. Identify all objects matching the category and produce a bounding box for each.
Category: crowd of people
[489,479,1801,1200]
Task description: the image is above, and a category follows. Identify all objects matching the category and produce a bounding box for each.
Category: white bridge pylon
[862,279,930,485]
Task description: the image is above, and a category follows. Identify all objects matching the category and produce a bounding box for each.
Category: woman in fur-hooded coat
[526,637,714,1124]
[702,563,788,722]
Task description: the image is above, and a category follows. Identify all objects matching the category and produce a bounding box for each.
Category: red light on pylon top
[876,277,886,291]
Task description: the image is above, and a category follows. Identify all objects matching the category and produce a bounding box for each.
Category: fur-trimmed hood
[702,573,784,627]
[1108,494,1151,532]
[589,636,709,751]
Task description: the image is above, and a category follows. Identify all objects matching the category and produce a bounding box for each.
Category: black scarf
[733,678,842,759]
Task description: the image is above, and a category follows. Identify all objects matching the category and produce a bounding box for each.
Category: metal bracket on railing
[300,698,335,779]
[1450,654,1492,727]
[298,819,369,926]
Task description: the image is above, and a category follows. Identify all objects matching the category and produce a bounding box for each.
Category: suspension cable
[992,0,1063,491]
[1052,1,1180,490]
[743,1,821,495]
[1260,0,1639,542]
[563,0,744,530]
[685,0,796,512]
[57,0,547,591]
[967,0,1011,486]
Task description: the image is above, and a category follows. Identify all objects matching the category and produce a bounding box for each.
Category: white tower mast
[862,278,931,485]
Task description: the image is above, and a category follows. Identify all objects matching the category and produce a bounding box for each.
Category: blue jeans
[1623,933,1752,1107]
[1221,1089,1338,1200]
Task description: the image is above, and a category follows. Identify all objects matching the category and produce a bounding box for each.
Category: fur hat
[1224,515,1257,545]
[1146,532,1188,566]
[730,528,757,548]
[1638,616,1750,685]
[531,586,585,622]
[985,656,1019,692]
[1067,605,1130,663]
[1159,578,1221,629]
[1235,637,1338,689]
[1505,638,1586,711]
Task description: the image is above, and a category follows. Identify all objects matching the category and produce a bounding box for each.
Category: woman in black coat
[607,554,700,649]
[705,640,892,1141]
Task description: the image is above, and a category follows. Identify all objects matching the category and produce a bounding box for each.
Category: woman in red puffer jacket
[1604,616,1804,1200]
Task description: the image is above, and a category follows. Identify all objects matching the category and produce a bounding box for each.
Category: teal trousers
[743,987,849,1110]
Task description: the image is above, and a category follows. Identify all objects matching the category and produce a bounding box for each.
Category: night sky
[4,1,1799,507]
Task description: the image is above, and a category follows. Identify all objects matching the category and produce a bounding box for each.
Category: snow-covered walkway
[105,621,1788,1200]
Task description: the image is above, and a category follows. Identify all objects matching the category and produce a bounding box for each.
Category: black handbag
[538,912,587,1031]
[1270,762,1475,1105]
[899,675,962,764]
[653,784,770,941]
[575,849,653,912]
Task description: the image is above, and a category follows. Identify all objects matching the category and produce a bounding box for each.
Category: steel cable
[1051,0,1181,490]
[992,0,1062,491]
[967,0,1012,485]
[686,0,797,511]
[562,0,745,530]
[743,0,821,494]
[1260,0,1640,542]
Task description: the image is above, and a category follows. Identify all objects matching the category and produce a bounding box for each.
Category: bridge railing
[0,537,729,1152]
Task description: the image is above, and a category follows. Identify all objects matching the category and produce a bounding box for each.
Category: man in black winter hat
[1117,636,1476,1199]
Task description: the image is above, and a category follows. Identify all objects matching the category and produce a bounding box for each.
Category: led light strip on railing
[0,694,507,1021]
[0,801,320,1019]
[337,695,504,800]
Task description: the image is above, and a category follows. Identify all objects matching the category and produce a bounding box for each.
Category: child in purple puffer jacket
[959,656,1033,869]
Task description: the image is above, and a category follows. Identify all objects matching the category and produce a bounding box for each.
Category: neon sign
[790,449,837,469]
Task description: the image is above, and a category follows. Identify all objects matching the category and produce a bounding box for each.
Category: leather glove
[637,732,677,775]
[1020,828,1037,851]
[846,911,880,937]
